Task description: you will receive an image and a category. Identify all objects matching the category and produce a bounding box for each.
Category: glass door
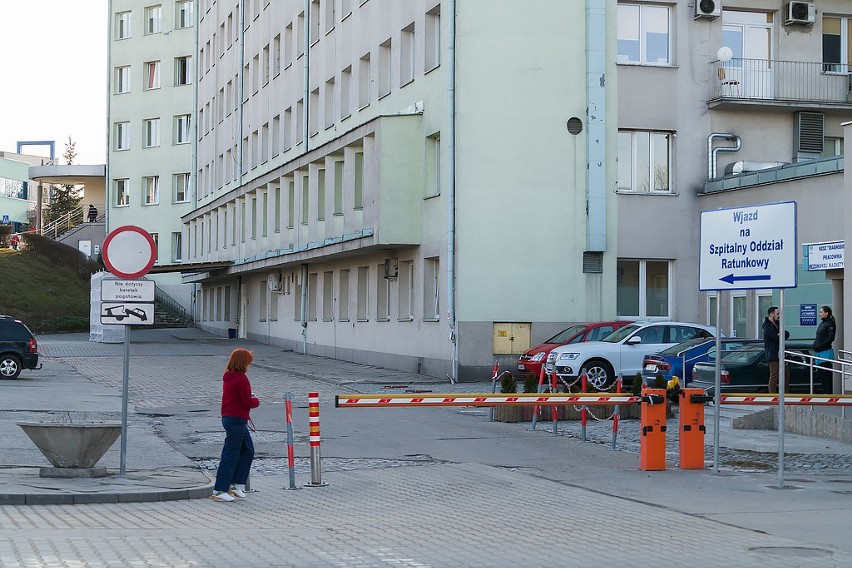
[722,11,774,99]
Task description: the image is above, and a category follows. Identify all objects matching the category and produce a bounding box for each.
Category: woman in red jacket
[212,348,260,502]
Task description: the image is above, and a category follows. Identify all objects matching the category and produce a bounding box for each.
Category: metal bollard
[550,370,558,436]
[304,392,328,487]
[580,373,588,442]
[283,392,299,490]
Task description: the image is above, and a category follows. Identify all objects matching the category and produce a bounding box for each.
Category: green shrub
[653,373,666,389]
[21,234,101,280]
[499,372,517,394]
[523,373,539,393]
[0,225,11,247]
[631,372,643,396]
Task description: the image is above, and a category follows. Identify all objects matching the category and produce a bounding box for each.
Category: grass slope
[0,248,92,333]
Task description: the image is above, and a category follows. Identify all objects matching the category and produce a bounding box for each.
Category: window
[341,66,352,119]
[270,286,279,321]
[262,44,270,85]
[378,39,391,97]
[284,107,293,150]
[143,176,160,205]
[426,134,440,197]
[296,99,304,143]
[272,115,281,157]
[114,122,130,150]
[252,54,260,94]
[731,292,747,339]
[144,5,162,34]
[172,232,182,261]
[342,0,352,19]
[176,1,193,28]
[823,136,845,158]
[175,56,193,85]
[423,257,439,320]
[261,123,269,163]
[399,260,414,320]
[309,88,319,136]
[307,273,318,321]
[144,61,161,89]
[288,180,295,228]
[115,179,130,206]
[150,233,159,261]
[325,78,335,129]
[115,66,131,93]
[823,17,852,73]
[616,259,670,318]
[240,200,246,242]
[174,114,191,144]
[144,118,160,147]
[285,23,294,67]
[617,4,670,65]
[310,0,320,43]
[273,34,281,77]
[116,11,132,39]
[297,12,305,57]
[251,196,258,239]
[359,53,371,108]
[333,160,344,214]
[325,0,336,33]
[377,264,390,320]
[617,130,671,193]
[316,169,325,220]
[301,174,309,224]
[174,173,190,202]
[401,24,415,86]
[294,279,303,321]
[339,269,350,321]
[707,292,718,327]
[354,151,364,209]
[274,185,281,232]
[261,192,268,236]
[323,271,334,321]
[425,7,440,71]
[356,266,369,320]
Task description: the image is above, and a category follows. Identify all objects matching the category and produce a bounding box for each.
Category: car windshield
[602,324,641,343]
[658,337,712,356]
[543,325,587,344]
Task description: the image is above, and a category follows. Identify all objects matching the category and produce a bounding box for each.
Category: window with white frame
[114,122,130,150]
[115,66,131,93]
[175,56,193,85]
[425,7,440,71]
[143,176,160,205]
[617,3,671,65]
[423,257,439,320]
[401,23,415,86]
[323,271,333,321]
[316,169,325,221]
[173,173,190,202]
[354,151,364,209]
[707,292,718,327]
[398,260,414,320]
[310,0,320,43]
[174,114,191,144]
[116,11,132,39]
[339,269,350,321]
[176,0,193,28]
[149,233,159,261]
[731,292,747,339]
[377,264,390,321]
[616,259,670,318]
[334,160,344,214]
[325,0,336,33]
[171,231,182,262]
[356,266,369,321]
[115,178,130,206]
[262,44,270,85]
[823,17,851,73]
[340,66,351,119]
[378,39,391,97]
[143,118,160,147]
[823,137,845,158]
[273,34,281,76]
[144,61,161,89]
[144,5,162,34]
[756,291,773,338]
[617,130,671,193]
[325,77,335,129]
[358,53,371,108]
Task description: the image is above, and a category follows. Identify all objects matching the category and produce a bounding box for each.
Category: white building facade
[185,0,619,379]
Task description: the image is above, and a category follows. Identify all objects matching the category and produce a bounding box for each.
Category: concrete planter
[17,422,122,478]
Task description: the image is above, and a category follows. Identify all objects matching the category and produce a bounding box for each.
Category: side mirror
[627,336,642,345]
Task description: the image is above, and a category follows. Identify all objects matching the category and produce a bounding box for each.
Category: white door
[722,11,774,99]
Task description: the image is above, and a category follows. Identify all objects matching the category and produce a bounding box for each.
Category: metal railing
[152,283,193,327]
[785,349,850,419]
[40,203,105,239]
[712,59,852,104]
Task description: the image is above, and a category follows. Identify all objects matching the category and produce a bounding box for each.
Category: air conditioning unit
[383,258,399,279]
[267,272,283,293]
[784,2,815,26]
[694,0,721,19]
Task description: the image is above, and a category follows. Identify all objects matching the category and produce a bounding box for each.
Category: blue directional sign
[699,201,797,291]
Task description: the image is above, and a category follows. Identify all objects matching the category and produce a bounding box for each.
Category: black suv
[0,315,40,379]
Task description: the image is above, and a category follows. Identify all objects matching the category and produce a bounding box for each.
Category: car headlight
[546,353,556,363]
[557,352,580,361]
[531,352,546,362]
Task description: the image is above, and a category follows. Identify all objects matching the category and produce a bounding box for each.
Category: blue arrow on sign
[720,273,772,285]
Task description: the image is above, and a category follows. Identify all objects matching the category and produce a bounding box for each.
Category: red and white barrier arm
[335,393,642,408]
[719,394,852,406]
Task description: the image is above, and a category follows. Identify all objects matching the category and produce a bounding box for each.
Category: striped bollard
[610,377,622,450]
[283,392,299,490]
[581,373,588,442]
[305,392,328,487]
[550,370,559,436]
[487,362,499,422]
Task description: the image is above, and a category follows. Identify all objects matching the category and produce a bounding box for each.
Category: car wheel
[0,354,21,379]
[581,360,613,390]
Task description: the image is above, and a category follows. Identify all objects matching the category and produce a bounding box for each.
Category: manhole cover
[749,547,832,558]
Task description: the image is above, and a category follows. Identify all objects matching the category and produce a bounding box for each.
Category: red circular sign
[102,225,157,279]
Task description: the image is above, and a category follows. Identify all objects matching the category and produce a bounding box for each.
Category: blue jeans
[214,416,254,492]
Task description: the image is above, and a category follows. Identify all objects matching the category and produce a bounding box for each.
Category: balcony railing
[711,59,852,106]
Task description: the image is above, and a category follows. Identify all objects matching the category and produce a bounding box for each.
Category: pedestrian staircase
[151,284,194,329]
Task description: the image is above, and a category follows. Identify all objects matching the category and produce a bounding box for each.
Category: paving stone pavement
[1,328,850,567]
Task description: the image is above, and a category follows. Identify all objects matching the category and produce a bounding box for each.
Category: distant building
[0,152,44,232]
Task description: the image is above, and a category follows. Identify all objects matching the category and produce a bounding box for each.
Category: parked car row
[641,338,750,387]
[516,321,633,377]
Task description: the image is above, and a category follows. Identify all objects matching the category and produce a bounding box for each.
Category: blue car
[642,338,748,386]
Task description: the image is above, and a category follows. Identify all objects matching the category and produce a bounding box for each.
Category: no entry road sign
[699,201,797,291]
[102,225,157,279]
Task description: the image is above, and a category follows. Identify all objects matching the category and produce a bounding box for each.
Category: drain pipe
[446,0,457,383]
[708,133,741,180]
[300,263,308,354]
[303,0,311,150]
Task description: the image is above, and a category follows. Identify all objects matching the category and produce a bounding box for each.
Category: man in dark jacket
[763,306,789,393]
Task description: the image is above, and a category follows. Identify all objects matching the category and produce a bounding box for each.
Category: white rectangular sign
[102,280,155,302]
[100,302,154,326]
[699,201,797,291]
[806,240,844,271]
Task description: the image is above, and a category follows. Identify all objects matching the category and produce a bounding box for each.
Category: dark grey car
[0,315,40,379]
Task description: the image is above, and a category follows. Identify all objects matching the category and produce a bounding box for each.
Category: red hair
[226,348,253,372]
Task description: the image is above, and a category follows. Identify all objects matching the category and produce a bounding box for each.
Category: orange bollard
[678,388,707,469]
[640,386,667,471]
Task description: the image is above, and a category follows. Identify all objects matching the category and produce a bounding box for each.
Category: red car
[516,321,634,377]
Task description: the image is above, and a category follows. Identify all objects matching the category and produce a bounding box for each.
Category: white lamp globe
[717,46,733,62]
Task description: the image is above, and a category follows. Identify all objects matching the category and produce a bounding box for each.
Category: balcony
[709,59,852,111]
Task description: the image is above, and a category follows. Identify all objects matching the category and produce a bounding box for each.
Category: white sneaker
[229,484,247,498]
[211,490,235,502]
